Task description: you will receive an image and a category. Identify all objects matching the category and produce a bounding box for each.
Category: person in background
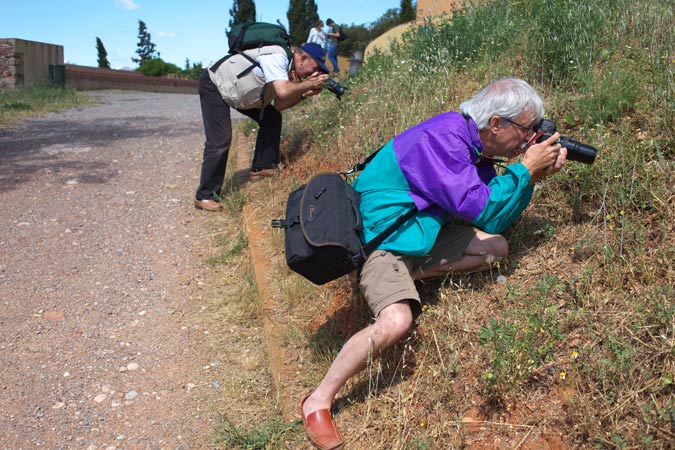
[307,20,326,49]
[325,18,341,74]
[299,78,568,449]
[194,43,329,212]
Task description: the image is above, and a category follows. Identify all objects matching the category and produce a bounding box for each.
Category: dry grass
[212,1,675,448]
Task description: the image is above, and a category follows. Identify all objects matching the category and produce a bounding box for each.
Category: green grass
[0,84,97,127]
[214,414,303,449]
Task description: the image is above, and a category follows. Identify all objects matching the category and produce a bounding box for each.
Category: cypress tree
[96,37,111,69]
[229,0,257,27]
[307,0,319,28]
[399,0,416,23]
[287,0,304,47]
[132,20,157,64]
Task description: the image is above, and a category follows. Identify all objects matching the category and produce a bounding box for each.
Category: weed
[241,119,257,137]
[0,84,96,127]
[204,232,248,267]
[479,278,563,398]
[214,414,302,449]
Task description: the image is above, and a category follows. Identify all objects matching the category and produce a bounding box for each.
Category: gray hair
[459,78,544,129]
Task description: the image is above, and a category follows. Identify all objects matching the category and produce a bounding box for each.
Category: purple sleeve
[394,112,496,222]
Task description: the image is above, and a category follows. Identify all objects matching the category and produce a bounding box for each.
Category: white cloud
[157,31,178,38]
[115,0,140,10]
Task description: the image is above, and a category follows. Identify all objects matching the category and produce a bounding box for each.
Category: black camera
[534,119,597,164]
[326,78,348,100]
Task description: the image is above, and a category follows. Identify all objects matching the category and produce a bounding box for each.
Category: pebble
[94,394,107,403]
[127,362,139,371]
[124,391,138,401]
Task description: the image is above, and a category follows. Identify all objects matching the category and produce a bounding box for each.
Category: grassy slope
[223,0,675,447]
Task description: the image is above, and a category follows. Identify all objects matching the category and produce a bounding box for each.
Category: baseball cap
[298,42,330,74]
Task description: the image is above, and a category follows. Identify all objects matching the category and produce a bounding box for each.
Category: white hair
[459,78,544,129]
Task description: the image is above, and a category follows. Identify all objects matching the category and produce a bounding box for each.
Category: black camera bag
[272,165,417,285]
[273,173,363,285]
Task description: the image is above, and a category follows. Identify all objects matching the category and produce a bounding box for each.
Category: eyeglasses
[503,117,534,134]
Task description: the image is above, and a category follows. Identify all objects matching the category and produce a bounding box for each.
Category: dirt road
[0,91,230,449]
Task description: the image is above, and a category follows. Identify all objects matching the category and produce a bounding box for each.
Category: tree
[287,0,318,47]
[132,19,157,64]
[306,0,319,31]
[182,58,204,80]
[136,57,181,77]
[400,0,416,23]
[229,0,257,27]
[95,37,111,69]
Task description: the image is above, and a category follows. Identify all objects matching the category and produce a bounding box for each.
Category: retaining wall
[64,65,197,94]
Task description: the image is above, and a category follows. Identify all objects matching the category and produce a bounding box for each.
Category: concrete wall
[0,38,63,90]
[64,65,197,94]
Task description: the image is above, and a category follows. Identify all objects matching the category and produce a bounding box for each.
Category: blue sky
[3,0,403,69]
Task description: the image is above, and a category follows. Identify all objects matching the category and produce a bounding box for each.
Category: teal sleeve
[471,163,534,234]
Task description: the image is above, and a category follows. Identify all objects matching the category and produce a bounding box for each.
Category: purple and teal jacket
[352,111,534,256]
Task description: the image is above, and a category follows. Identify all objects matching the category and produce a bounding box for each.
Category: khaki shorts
[359,224,478,318]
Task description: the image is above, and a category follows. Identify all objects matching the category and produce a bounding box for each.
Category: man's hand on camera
[305,71,329,93]
[522,132,568,184]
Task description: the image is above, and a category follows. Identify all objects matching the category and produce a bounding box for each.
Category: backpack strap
[341,143,386,176]
[209,54,230,73]
[360,206,418,259]
[340,142,419,263]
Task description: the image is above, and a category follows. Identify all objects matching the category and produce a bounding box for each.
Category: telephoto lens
[534,119,597,164]
[326,78,348,100]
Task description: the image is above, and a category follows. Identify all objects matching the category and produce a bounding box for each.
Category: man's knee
[375,302,414,342]
[491,235,509,259]
[473,232,508,261]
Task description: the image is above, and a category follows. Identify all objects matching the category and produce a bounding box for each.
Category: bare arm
[272,72,329,111]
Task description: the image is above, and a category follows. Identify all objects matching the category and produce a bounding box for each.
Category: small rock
[127,362,139,371]
[94,394,107,403]
[124,391,138,401]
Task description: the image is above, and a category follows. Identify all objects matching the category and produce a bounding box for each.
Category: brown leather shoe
[301,393,344,450]
[194,199,223,212]
[249,168,279,179]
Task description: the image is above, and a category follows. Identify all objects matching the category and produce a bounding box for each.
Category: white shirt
[252,52,289,82]
[306,27,326,47]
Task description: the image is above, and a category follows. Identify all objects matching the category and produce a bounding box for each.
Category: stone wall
[1,38,63,91]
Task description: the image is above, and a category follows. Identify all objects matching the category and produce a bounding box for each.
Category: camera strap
[463,114,508,167]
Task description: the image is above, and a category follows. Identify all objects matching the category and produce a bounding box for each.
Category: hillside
[214,0,674,448]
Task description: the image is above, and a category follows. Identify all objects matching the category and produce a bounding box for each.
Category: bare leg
[302,301,414,416]
[415,230,508,280]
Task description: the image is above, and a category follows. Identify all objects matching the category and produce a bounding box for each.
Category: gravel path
[0,91,230,449]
